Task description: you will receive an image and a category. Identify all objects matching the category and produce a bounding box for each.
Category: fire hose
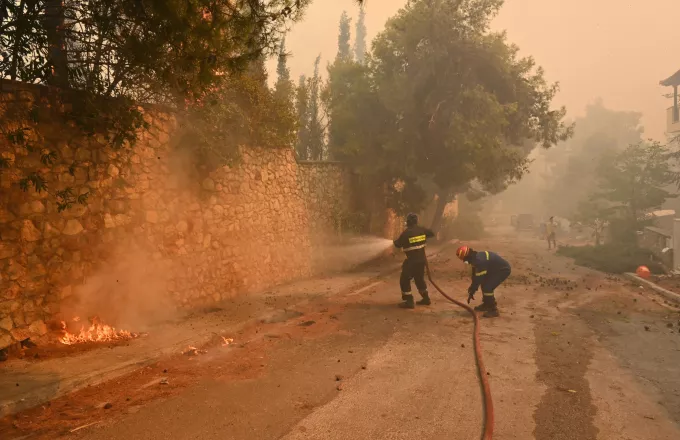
[425,258,494,440]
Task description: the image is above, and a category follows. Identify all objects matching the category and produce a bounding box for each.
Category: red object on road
[636,265,651,279]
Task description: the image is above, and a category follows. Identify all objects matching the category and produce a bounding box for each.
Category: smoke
[310,235,394,273]
[60,249,178,332]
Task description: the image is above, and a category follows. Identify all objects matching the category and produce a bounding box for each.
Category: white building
[660,69,680,137]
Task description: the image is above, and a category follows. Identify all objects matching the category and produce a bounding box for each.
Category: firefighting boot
[416,291,431,306]
[482,295,500,318]
[474,294,493,312]
[399,294,415,309]
[474,301,491,312]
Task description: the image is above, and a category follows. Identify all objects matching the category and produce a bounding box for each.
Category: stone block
[6,260,26,281]
[75,148,91,161]
[146,210,159,223]
[11,310,26,328]
[0,331,12,349]
[176,220,189,233]
[107,164,120,177]
[64,203,87,218]
[62,219,84,235]
[21,220,41,242]
[113,214,131,227]
[0,316,13,331]
[0,242,17,260]
[29,319,48,336]
[103,213,115,228]
[202,177,216,191]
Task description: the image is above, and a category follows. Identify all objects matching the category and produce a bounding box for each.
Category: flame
[60,316,139,345]
[221,337,234,347]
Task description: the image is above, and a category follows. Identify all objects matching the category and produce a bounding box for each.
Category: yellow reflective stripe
[476,270,488,276]
[483,292,495,296]
[484,251,489,260]
[408,235,427,244]
[403,244,426,252]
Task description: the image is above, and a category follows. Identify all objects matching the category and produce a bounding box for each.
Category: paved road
[5,234,680,439]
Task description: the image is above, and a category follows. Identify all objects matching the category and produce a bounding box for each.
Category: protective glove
[467,287,476,304]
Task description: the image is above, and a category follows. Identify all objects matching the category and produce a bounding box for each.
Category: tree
[573,199,609,246]
[333,0,572,230]
[307,55,326,160]
[1,1,310,102]
[0,1,311,211]
[588,141,677,243]
[276,38,291,85]
[354,4,367,63]
[274,38,294,101]
[295,75,311,160]
[337,11,352,61]
[541,100,644,218]
[176,60,297,169]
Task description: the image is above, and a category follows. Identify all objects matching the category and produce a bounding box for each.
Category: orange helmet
[456,245,471,260]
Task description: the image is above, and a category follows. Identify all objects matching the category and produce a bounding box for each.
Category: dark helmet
[406,212,418,227]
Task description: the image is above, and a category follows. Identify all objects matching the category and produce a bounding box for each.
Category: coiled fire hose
[425,258,494,440]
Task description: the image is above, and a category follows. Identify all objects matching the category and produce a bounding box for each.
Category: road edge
[623,272,680,305]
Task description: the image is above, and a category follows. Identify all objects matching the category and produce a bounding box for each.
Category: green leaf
[77,192,90,205]
[41,150,58,166]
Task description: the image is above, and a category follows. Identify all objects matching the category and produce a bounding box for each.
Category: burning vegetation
[59,317,140,346]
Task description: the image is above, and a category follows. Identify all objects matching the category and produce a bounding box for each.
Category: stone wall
[0,99,360,349]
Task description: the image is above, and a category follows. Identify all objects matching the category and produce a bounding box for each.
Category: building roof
[644,226,672,238]
[660,69,680,87]
[642,209,676,220]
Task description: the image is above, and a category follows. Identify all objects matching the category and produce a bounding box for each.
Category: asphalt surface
[4,233,680,439]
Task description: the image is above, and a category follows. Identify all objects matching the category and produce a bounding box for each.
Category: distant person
[393,213,435,309]
[456,246,511,318]
[546,216,557,249]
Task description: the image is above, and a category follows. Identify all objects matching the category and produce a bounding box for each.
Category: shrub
[557,243,665,274]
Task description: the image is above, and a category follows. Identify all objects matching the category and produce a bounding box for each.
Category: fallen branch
[70,420,102,433]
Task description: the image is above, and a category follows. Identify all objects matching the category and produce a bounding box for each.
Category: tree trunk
[45,0,68,88]
[430,189,451,234]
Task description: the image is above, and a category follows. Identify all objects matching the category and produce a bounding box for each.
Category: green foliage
[276,38,291,84]
[587,141,677,243]
[307,55,326,160]
[573,198,608,245]
[354,4,367,63]
[176,65,297,169]
[557,244,665,274]
[295,75,311,160]
[1,0,308,213]
[1,1,309,102]
[274,38,294,102]
[55,187,90,213]
[337,11,352,61]
[19,172,47,193]
[326,0,571,225]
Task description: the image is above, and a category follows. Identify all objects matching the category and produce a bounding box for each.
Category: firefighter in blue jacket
[393,213,435,309]
[455,245,511,318]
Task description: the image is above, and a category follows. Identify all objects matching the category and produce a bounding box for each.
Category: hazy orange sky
[267,0,680,141]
